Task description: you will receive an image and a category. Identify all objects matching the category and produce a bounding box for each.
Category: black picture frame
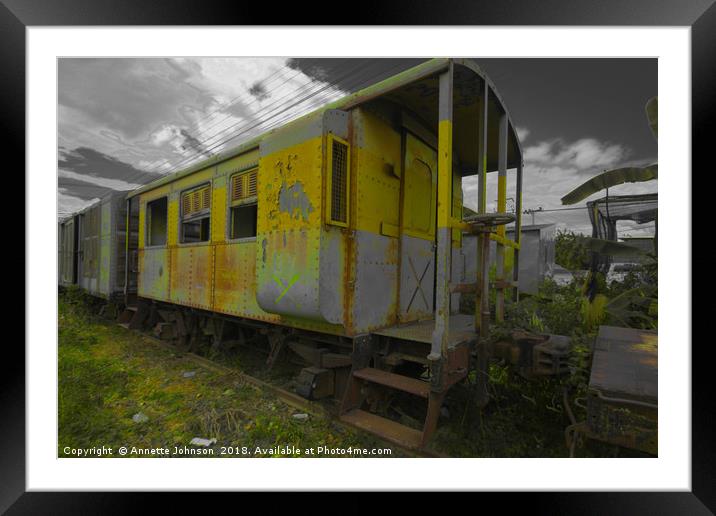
[6,0,713,512]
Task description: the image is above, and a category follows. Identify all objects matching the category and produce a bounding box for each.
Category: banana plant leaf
[604,286,657,329]
[580,236,650,257]
[645,96,658,140]
[561,164,658,205]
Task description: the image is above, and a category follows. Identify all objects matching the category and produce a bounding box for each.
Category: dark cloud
[178,129,212,157]
[58,177,114,201]
[58,58,217,140]
[58,146,158,184]
[473,58,658,162]
[248,81,270,101]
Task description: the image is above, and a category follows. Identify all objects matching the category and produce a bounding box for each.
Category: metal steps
[340,365,447,450]
[117,303,148,329]
[341,409,423,450]
[352,368,430,398]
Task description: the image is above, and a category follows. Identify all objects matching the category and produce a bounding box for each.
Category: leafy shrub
[555,229,591,271]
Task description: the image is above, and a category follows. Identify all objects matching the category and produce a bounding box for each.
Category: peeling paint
[278,180,314,222]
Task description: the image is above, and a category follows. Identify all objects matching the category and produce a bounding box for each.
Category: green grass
[58,289,402,458]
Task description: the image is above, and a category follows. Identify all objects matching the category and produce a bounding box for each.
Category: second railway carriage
[58,190,138,301]
[114,58,524,449]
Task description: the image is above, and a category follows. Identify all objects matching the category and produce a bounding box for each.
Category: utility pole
[523,206,543,225]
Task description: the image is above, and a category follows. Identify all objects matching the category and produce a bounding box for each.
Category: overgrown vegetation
[455,254,656,457]
[58,287,399,458]
[555,229,591,272]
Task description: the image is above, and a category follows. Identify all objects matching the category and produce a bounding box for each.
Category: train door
[398,132,437,322]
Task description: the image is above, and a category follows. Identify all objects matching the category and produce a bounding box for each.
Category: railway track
[114,320,444,458]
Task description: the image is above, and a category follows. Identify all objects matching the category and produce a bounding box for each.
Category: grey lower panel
[319,227,345,325]
[352,230,398,333]
[399,234,434,320]
[255,230,322,320]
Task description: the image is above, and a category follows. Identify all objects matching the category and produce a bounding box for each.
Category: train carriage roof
[128,58,522,198]
[59,188,132,223]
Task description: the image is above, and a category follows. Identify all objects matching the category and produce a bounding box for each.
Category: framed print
[6,0,714,511]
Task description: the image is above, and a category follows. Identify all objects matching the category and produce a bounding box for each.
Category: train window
[326,135,350,227]
[181,184,211,243]
[147,197,168,246]
[229,169,258,239]
[182,216,210,243]
[230,204,257,239]
[405,158,432,235]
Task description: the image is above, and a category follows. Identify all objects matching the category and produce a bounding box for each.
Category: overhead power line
[136,60,403,183]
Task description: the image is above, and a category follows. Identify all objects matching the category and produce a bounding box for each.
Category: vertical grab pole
[429,62,454,364]
[495,112,508,322]
[474,80,491,407]
[475,81,489,335]
[513,160,523,301]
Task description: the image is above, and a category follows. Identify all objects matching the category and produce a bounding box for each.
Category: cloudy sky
[58,57,657,236]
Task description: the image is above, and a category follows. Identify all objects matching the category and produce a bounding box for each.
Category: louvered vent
[182,192,191,217]
[247,170,257,197]
[231,169,258,203]
[231,174,243,201]
[202,187,210,210]
[182,185,211,218]
[331,139,348,223]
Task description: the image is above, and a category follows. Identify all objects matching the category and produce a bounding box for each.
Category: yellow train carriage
[126,58,524,448]
[130,59,521,330]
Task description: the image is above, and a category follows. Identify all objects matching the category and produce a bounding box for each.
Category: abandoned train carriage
[63,58,525,449]
[58,190,136,300]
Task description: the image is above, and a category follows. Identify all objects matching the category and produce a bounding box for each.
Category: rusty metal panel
[589,326,657,401]
[190,245,213,309]
[257,226,321,319]
[169,245,213,309]
[348,107,403,333]
[586,325,658,454]
[79,203,101,295]
[351,230,399,333]
[58,219,76,286]
[318,227,345,324]
[98,199,112,296]
[139,247,169,301]
[213,242,247,313]
[256,111,331,322]
[213,242,281,322]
